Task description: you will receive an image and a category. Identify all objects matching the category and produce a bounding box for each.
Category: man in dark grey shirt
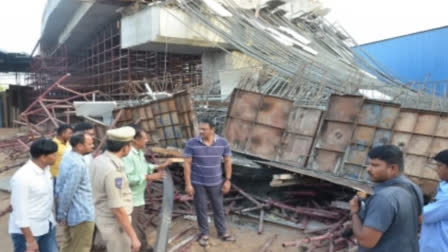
[349,145,423,251]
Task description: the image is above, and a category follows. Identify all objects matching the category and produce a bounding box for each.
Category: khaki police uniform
[90,127,135,252]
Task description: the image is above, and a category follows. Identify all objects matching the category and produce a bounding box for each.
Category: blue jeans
[11,222,58,252]
[193,184,227,236]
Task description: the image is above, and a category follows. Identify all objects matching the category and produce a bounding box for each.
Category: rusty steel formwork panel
[224,92,445,195]
[339,100,400,181]
[391,109,445,193]
[228,90,263,121]
[112,90,197,148]
[224,89,323,166]
[311,95,443,195]
[311,95,364,174]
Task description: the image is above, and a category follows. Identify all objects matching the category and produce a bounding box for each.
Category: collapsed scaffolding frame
[175,0,448,111]
[27,20,203,103]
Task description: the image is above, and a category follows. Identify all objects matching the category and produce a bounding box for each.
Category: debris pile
[144,146,355,251]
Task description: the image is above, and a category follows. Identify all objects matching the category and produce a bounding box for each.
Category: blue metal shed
[354,26,448,86]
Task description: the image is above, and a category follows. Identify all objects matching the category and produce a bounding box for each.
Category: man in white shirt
[9,138,59,252]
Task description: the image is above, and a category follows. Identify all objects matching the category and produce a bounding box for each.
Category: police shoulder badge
[115,177,123,189]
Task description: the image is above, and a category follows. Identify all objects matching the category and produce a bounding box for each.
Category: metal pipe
[231,184,263,207]
[154,169,175,252]
[258,209,265,234]
[21,73,71,115]
[240,205,266,213]
[259,234,278,252]
[264,199,340,219]
[168,226,194,244]
[167,233,199,252]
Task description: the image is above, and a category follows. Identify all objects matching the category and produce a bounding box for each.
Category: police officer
[90,126,141,252]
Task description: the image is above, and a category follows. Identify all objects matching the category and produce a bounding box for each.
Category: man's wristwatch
[224,178,231,182]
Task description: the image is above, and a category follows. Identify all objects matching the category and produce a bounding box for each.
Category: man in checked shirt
[55,132,95,252]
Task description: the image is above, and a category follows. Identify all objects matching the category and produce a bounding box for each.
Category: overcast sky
[0,0,46,54]
[0,0,447,53]
[322,0,448,44]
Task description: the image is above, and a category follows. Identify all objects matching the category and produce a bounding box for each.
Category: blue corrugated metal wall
[354,26,448,84]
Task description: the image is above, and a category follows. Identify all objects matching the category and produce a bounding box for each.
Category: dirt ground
[0,186,318,252]
[150,216,324,252]
[0,193,345,252]
[0,166,354,252]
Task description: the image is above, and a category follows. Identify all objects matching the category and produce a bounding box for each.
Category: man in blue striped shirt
[184,119,235,247]
[56,133,95,252]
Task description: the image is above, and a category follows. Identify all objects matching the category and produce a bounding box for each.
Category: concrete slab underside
[42,0,121,53]
[121,6,229,54]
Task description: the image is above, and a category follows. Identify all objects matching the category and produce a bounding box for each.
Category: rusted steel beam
[35,117,51,127]
[21,73,71,115]
[225,201,236,215]
[304,215,348,234]
[233,212,304,230]
[259,234,278,252]
[22,91,98,116]
[16,139,30,151]
[13,120,27,126]
[41,98,72,104]
[282,231,338,247]
[334,237,346,245]
[223,196,245,202]
[231,184,263,207]
[14,120,42,136]
[54,117,67,125]
[264,199,340,219]
[38,100,59,127]
[240,205,266,213]
[57,84,85,97]
[179,241,194,252]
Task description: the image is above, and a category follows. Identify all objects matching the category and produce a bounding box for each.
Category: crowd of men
[6,118,448,252]
[8,119,235,252]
